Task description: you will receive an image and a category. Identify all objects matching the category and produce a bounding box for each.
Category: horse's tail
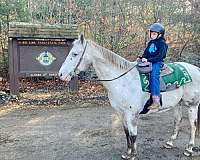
[197,104,200,135]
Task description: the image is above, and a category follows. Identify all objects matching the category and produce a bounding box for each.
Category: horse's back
[175,62,200,81]
[175,62,200,102]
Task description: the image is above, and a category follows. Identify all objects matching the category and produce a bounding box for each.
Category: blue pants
[150,62,162,96]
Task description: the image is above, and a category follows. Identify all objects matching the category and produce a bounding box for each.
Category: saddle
[137,62,192,114]
[136,61,177,92]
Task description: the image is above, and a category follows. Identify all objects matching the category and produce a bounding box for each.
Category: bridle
[71,40,137,82]
[73,41,88,74]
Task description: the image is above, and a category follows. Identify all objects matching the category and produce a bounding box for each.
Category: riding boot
[148,96,161,109]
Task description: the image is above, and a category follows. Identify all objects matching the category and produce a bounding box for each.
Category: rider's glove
[141,58,147,62]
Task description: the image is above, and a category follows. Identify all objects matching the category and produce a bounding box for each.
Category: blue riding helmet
[149,23,165,36]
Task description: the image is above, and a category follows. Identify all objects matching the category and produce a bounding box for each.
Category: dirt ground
[0,102,200,160]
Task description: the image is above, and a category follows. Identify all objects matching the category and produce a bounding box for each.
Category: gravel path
[0,104,200,160]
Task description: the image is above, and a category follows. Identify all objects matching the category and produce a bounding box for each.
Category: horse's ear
[79,33,84,45]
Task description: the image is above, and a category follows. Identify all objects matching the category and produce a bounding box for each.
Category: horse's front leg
[122,126,132,156]
[121,114,138,160]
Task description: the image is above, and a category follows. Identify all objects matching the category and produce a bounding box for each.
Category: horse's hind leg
[184,103,199,156]
[165,104,182,149]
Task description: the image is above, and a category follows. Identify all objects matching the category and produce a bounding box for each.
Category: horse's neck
[89,41,143,111]
[89,41,136,81]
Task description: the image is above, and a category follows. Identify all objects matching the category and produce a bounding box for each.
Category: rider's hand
[141,58,147,62]
[136,57,141,61]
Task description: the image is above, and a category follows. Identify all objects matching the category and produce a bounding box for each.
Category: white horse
[59,34,200,160]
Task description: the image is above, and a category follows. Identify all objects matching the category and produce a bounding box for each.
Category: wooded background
[0,0,200,78]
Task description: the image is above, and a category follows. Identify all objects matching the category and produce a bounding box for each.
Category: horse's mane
[90,41,132,70]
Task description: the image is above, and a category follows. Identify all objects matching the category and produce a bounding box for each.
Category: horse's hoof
[184,149,193,157]
[121,154,130,160]
[164,141,173,149]
[121,154,137,160]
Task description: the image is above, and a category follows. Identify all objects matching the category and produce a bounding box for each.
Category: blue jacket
[142,37,168,63]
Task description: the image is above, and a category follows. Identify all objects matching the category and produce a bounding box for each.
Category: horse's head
[59,34,92,81]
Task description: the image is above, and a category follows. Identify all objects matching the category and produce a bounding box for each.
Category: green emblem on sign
[36,51,56,66]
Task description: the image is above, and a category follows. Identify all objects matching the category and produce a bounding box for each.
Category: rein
[96,64,137,82]
[73,40,137,82]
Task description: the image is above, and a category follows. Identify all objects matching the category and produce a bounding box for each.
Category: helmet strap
[157,33,161,39]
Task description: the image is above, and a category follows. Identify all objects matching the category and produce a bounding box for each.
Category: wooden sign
[8,22,78,95]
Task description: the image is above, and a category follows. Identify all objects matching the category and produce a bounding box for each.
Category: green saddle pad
[139,63,192,92]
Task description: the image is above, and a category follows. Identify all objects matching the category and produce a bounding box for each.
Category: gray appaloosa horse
[59,34,200,160]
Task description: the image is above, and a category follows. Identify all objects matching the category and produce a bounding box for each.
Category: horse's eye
[72,52,78,57]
